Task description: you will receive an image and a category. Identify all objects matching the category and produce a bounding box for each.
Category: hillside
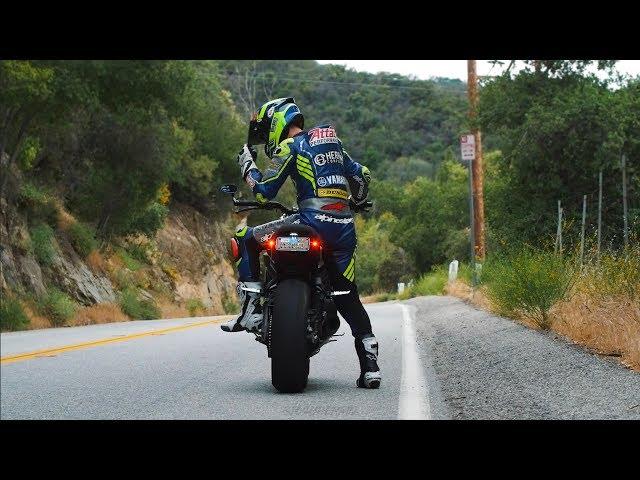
[218,60,469,180]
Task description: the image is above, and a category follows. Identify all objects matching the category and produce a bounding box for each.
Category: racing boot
[355,333,381,389]
[221,281,263,333]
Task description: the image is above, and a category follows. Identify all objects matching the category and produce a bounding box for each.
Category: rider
[220,97,381,389]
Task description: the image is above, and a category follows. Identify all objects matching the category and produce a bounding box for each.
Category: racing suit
[235,124,373,338]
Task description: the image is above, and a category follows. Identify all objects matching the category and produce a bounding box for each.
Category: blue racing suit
[234,124,372,337]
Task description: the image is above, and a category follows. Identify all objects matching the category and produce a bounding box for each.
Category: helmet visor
[247,119,267,146]
[247,110,269,146]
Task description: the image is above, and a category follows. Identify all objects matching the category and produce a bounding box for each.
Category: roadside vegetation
[118,287,161,320]
[37,288,77,327]
[1,59,637,358]
[0,297,30,331]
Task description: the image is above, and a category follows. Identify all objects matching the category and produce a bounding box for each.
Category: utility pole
[467,60,486,260]
[460,134,477,287]
[468,156,476,287]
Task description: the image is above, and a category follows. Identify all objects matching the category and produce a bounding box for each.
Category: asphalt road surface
[1,297,638,420]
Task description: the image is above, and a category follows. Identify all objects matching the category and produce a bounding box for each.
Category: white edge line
[398,304,431,420]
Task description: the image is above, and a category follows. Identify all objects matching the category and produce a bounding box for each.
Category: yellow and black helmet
[247,97,304,157]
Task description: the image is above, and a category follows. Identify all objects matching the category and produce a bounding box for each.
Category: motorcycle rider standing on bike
[221,97,381,389]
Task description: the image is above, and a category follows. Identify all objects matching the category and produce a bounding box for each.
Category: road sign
[460,134,475,161]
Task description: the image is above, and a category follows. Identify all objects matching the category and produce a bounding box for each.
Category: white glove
[237,144,258,179]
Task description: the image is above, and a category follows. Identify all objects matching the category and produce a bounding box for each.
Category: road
[1,297,638,420]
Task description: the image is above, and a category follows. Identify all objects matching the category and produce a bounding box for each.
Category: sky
[316,60,640,81]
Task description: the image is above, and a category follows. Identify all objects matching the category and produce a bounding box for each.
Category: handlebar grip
[349,199,373,211]
[234,200,261,207]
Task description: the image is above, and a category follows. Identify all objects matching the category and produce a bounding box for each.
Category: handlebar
[233,198,297,215]
[232,197,372,215]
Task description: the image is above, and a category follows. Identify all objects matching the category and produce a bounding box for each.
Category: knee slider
[230,226,249,262]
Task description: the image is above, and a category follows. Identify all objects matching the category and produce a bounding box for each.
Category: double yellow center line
[1,317,229,365]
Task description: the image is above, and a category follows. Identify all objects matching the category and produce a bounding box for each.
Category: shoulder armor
[272,137,295,158]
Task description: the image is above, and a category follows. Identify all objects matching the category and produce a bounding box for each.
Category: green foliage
[67,222,97,258]
[118,288,160,320]
[3,60,245,239]
[398,266,449,299]
[582,244,640,300]
[125,242,152,265]
[218,60,467,174]
[38,288,77,326]
[186,298,205,316]
[480,68,639,250]
[482,248,575,329]
[0,297,30,331]
[18,182,58,227]
[123,202,168,238]
[390,158,471,272]
[68,111,178,238]
[29,223,57,266]
[355,213,413,294]
[116,248,143,271]
[18,136,41,170]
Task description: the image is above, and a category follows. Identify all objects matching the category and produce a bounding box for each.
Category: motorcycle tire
[271,278,310,393]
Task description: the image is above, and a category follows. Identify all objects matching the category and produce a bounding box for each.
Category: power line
[221,71,468,94]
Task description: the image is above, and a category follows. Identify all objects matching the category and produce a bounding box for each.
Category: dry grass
[68,303,130,326]
[551,292,640,371]
[157,300,191,319]
[55,202,76,231]
[86,249,106,273]
[446,277,640,372]
[361,292,397,304]
[445,280,494,312]
[22,303,52,329]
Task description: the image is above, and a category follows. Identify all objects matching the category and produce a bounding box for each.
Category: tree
[479,61,638,249]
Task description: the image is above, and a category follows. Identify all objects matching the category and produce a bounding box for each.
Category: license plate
[275,236,310,252]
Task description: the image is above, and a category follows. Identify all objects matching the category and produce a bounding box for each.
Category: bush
[1,297,30,331]
[126,242,151,265]
[186,298,205,316]
[18,182,58,227]
[112,268,135,290]
[355,214,414,294]
[370,292,398,302]
[38,288,77,326]
[582,245,640,300]
[125,202,169,237]
[116,248,143,271]
[482,248,575,329]
[29,223,57,266]
[395,265,449,300]
[118,288,160,320]
[67,222,98,258]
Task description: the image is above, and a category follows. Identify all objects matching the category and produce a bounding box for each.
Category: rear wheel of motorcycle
[271,278,310,393]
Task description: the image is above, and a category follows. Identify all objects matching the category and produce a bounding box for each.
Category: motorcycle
[220,184,372,393]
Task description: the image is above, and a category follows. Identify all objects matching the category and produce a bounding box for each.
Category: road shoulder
[407,296,640,420]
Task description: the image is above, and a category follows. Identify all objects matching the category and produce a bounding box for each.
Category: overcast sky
[316,60,640,81]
